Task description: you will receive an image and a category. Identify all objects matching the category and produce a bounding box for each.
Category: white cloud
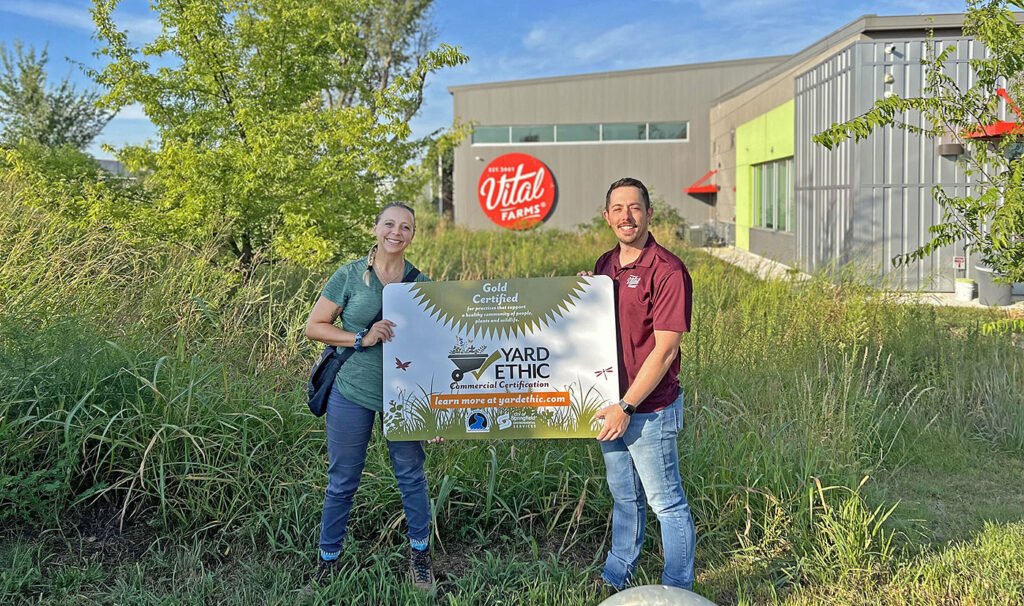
[115,13,162,38]
[522,25,550,50]
[508,19,662,73]
[0,1,94,30]
[570,23,643,63]
[114,103,149,120]
[0,1,160,38]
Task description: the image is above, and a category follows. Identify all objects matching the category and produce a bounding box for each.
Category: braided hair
[363,202,416,286]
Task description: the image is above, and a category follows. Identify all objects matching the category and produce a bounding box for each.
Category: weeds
[1,192,1022,604]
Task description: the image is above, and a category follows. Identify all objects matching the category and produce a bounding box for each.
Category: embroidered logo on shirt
[625,274,641,288]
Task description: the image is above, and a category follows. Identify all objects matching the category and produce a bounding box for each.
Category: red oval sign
[477,153,556,229]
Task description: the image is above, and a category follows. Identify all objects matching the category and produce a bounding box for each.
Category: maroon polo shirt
[595,233,692,413]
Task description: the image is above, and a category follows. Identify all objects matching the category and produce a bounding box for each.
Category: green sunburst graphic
[407,277,589,339]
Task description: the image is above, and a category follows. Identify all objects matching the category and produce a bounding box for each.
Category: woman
[305,202,437,591]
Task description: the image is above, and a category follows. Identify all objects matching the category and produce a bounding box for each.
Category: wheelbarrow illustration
[448,353,489,382]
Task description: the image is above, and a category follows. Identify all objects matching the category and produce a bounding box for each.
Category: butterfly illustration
[594,367,613,380]
[395,358,411,371]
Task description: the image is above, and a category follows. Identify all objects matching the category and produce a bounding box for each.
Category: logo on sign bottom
[496,411,537,430]
[466,410,491,433]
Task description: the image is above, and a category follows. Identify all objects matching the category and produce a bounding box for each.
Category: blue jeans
[600,392,695,590]
[319,384,431,553]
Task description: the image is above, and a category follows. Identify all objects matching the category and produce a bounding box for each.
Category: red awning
[685,170,719,194]
[964,121,1023,139]
[964,88,1023,139]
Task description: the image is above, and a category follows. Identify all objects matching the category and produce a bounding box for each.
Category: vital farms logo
[478,153,556,229]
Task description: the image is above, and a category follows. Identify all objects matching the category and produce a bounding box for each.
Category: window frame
[751,156,794,233]
[510,125,555,143]
[470,121,690,146]
[471,126,511,145]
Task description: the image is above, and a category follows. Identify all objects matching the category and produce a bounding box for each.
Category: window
[556,124,599,142]
[752,167,761,231]
[752,157,793,232]
[511,126,554,143]
[602,123,646,141]
[776,159,789,231]
[763,163,775,229]
[473,126,509,144]
[471,121,689,145]
[649,122,688,140]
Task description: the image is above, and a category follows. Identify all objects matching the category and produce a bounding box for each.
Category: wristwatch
[618,399,637,416]
[353,328,369,351]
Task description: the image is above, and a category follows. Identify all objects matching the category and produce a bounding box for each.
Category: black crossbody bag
[306,267,420,417]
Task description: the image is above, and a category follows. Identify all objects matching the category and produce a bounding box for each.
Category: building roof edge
[709,12,996,105]
[447,55,791,95]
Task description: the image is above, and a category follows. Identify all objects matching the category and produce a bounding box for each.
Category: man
[588,177,696,593]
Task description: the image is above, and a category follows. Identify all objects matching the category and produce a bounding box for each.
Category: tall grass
[2,192,1023,604]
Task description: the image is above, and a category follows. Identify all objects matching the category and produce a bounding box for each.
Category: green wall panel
[734,100,794,250]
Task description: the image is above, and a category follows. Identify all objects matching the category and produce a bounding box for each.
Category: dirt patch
[52,503,156,566]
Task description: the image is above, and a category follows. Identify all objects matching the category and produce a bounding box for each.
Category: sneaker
[590,576,619,600]
[408,547,435,591]
[310,557,343,588]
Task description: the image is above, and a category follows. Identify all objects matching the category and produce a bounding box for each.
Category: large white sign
[381,276,617,440]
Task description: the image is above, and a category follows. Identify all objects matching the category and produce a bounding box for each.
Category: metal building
[792,38,983,291]
[450,12,1023,294]
[450,57,787,230]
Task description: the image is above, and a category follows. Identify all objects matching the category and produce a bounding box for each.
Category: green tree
[814,0,1024,283]
[89,0,466,269]
[0,40,113,149]
[421,121,471,219]
[334,0,436,121]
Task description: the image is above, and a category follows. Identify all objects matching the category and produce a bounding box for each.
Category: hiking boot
[408,547,435,592]
[309,557,343,589]
[590,575,619,600]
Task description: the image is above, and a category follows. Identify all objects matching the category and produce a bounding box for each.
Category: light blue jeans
[318,384,431,553]
[600,391,695,590]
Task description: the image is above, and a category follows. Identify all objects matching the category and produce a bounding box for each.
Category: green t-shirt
[320,257,430,412]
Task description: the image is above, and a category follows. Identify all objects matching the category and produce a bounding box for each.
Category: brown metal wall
[451,57,785,230]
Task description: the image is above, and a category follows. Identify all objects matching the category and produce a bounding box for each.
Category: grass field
[2,194,1023,605]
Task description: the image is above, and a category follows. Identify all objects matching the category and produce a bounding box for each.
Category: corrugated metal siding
[452,59,784,231]
[795,38,980,291]
[795,46,855,276]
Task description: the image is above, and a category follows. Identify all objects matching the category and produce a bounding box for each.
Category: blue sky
[0,0,967,159]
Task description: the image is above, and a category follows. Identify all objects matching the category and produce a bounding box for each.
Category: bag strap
[365,266,421,328]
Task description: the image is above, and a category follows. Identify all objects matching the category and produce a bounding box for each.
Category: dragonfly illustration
[395,358,411,371]
[594,367,613,380]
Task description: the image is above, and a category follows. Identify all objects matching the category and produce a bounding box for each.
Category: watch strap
[353,328,368,351]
